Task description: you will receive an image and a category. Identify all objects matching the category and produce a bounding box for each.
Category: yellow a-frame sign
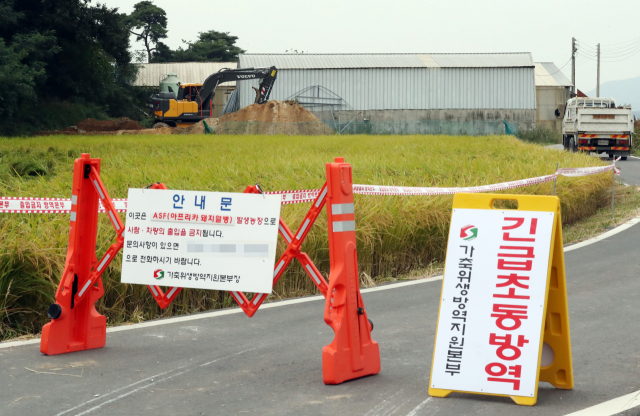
[428,193,573,406]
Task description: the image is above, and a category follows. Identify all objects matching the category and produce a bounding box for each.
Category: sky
[105,0,640,92]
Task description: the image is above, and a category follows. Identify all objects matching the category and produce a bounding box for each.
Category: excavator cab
[178,84,201,102]
[148,66,277,128]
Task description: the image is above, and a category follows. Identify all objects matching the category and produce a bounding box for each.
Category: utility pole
[571,37,577,96]
[597,43,601,97]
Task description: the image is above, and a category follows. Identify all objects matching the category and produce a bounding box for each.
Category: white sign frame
[121,188,281,294]
[430,208,555,399]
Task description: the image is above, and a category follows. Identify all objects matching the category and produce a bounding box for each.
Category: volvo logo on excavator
[236,75,256,79]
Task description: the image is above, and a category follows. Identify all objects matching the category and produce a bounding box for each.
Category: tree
[165,30,245,63]
[0,0,58,120]
[0,32,58,119]
[1,0,143,134]
[149,41,174,63]
[125,1,167,63]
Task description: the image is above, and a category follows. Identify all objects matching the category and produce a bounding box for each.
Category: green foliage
[0,101,109,137]
[125,1,168,63]
[152,30,245,63]
[519,127,562,145]
[0,0,143,135]
[0,134,616,339]
[148,41,174,63]
[0,1,58,120]
[633,122,640,156]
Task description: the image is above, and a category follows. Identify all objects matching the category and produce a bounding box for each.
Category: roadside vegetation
[0,0,245,136]
[632,120,640,156]
[0,134,624,340]
[519,126,562,145]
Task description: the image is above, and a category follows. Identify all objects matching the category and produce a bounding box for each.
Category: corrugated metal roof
[535,62,573,87]
[239,53,534,69]
[133,62,238,87]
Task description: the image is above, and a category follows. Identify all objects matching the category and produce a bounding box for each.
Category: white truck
[561,97,633,160]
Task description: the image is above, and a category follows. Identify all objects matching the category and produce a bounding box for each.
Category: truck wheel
[621,156,628,161]
[569,137,577,152]
[154,122,169,129]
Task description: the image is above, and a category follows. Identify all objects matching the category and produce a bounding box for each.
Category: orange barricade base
[322,158,381,384]
[41,154,110,355]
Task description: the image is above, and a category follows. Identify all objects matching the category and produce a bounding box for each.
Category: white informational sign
[431,209,555,398]
[121,188,282,294]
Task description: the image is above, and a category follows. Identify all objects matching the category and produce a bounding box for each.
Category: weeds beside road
[519,126,562,145]
[0,134,622,340]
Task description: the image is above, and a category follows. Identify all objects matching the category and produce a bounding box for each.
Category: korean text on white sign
[431,209,555,398]
[121,188,282,294]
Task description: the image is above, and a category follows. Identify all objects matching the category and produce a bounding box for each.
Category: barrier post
[40,154,107,355]
[322,157,380,384]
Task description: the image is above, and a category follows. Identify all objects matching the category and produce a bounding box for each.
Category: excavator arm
[196,66,277,112]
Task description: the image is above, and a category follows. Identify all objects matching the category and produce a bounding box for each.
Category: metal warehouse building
[237,53,537,132]
[535,62,572,132]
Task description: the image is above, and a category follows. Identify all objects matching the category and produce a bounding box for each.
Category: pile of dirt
[35,102,332,136]
[36,117,144,135]
[189,100,333,135]
[77,117,143,132]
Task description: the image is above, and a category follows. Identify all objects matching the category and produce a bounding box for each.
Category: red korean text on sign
[485,217,538,391]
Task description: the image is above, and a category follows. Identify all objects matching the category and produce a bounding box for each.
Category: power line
[577,46,640,63]
[599,36,640,48]
[543,57,573,76]
[577,39,640,59]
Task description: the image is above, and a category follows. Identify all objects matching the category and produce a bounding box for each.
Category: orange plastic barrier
[228,183,329,317]
[41,154,118,355]
[322,158,381,384]
[40,160,182,355]
[40,155,380,385]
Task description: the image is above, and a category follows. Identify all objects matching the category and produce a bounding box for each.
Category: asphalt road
[2,158,640,416]
[617,156,640,186]
[548,143,640,186]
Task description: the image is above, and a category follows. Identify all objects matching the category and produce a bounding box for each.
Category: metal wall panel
[239,67,536,110]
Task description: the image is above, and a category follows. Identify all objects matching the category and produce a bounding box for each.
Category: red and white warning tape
[353,163,621,196]
[0,163,620,213]
[266,189,321,205]
[0,197,127,214]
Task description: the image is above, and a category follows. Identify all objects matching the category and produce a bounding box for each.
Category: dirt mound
[76,117,143,132]
[221,100,322,123]
[35,117,144,135]
[35,102,331,136]
[189,100,333,135]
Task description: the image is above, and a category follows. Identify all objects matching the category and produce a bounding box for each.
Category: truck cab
[562,97,633,160]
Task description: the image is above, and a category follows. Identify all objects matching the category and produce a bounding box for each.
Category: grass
[563,182,640,244]
[519,127,562,145]
[0,134,623,340]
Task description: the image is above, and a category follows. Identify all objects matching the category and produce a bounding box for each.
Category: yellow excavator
[148,66,277,127]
